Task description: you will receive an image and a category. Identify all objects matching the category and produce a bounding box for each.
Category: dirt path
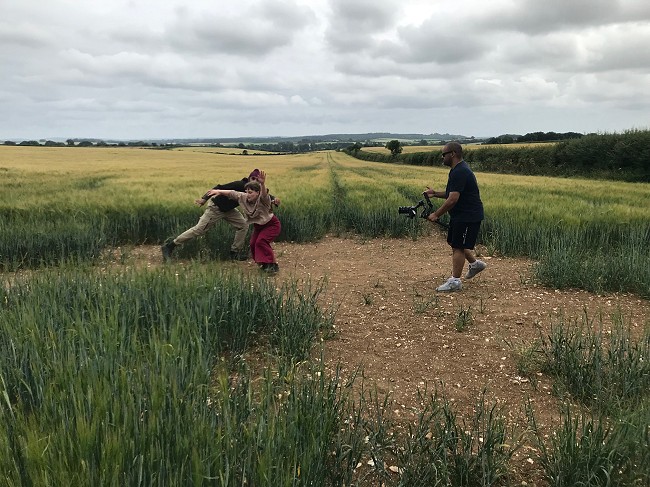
[275,234,648,407]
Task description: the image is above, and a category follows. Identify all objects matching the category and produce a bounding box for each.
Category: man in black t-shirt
[425,142,487,291]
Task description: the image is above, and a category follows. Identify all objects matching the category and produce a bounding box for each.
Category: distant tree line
[485,131,584,144]
[2,139,361,152]
[1,139,176,148]
[235,140,377,153]
[344,130,650,183]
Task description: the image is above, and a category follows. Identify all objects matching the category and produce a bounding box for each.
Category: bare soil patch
[113,233,650,483]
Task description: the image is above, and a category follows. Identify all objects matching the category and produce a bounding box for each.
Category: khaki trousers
[174,204,248,251]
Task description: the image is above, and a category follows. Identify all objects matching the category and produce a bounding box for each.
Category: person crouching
[205,170,280,273]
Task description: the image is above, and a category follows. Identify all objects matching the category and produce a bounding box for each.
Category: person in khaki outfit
[161,169,276,262]
[206,170,281,273]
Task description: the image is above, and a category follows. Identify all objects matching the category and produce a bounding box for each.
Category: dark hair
[244,180,261,192]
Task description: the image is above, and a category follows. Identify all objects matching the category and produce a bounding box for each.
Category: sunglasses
[441,151,453,157]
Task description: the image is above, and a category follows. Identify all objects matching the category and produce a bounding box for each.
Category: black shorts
[447,221,481,249]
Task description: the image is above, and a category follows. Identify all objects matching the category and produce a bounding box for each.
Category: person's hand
[424,187,434,197]
[427,213,439,223]
[194,198,206,206]
[205,189,219,197]
[272,197,281,206]
[257,170,266,185]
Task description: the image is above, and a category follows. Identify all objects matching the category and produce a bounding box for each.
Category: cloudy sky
[2,0,650,140]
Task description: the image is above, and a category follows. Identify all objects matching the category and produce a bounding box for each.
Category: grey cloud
[494,23,650,73]
[477,0,650,34]
[325,0,403,53]
[0,21,53,49]
[108,25,165,53]
[333,51,455,84]
[373,92,451,110]
[332,52,404,78]
[485,31,582,71]
[388,22,488,64]
[564,71,650,106]
[327,12,489,70]
[329,0,399,29]
[171,22,291,56]
[259,0,317,28]
[164,1,315,56]
[581,24,650,72]
[57,49,167,89]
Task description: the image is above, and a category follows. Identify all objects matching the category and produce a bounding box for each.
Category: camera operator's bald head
[445,141,462,157]
[441,141,463,167]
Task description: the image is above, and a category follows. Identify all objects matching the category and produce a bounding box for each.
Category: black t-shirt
[445,161,484,222]
[207,178,248,211]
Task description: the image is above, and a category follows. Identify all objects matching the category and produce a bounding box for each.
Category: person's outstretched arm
[205,189,237,200]
[257,170,268,197]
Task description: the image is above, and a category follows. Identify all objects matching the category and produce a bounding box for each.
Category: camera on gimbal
[398,192,449,228]
[398,192,434,219]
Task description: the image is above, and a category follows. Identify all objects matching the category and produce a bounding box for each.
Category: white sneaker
[465,260,486,279]
[436,277,462,292]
